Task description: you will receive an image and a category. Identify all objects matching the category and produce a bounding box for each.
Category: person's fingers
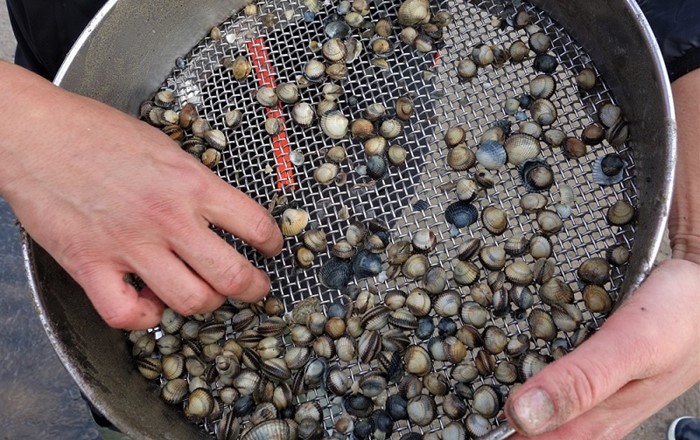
[76,266,164,330]
[202,180,283,257]
[128,248,227,317]
[510,366,689,440]
[504,319,653,436]
[172,227,272,302]
[504,261,700,437]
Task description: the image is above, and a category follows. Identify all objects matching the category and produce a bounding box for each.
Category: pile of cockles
[130,0,638,438]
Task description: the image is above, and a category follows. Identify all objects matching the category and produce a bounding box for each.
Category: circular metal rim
[22,0,676,438]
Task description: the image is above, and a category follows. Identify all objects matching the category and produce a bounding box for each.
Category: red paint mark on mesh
[433,50,442,67]
[246,38,295,189]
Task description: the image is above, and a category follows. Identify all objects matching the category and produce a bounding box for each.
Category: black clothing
[639,0,700,81]
[6,0,105,79]
[6,0,700,81]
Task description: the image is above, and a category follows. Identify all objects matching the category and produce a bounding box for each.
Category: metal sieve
[24,0,674,439]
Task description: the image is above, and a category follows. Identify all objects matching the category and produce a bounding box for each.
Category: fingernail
[508,387,555,435]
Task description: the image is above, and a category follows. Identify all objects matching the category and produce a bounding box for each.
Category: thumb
[503,267,679,436]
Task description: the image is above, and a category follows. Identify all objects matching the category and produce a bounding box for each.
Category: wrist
[669,69,700,264]
[0,61,70,198]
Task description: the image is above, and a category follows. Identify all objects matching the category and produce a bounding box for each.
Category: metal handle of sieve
[477,421,517,440]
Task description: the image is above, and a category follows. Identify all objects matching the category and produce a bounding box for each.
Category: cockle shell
[303,59,326,82]
[529,74,556,99]
[291,102,315,127]
[279,208,309,236]
[231,55,252,81]
[444,126,466,147]
[607,200,635,226]
[476,141,507,170]
[457,59,478,80]
[529,32,551,54]
[530,98,557,125]
[322,38,347,62]
[505,134,541,166]
[314,162,339,185]
[592,153,625,185]
[445,201,478,228]
[256,87,278,107]
[379,118,403,139]
[276,82,299,104]
[320,111,349,139]
[509,40,530,62]
[446,145,476,171]
[396,95,416,121]
[520,159,554,192]
[398,0,431,26]
[481,206,508,235]
[351,118,375,140]
[576,68,597,90]
[364,103,386,121]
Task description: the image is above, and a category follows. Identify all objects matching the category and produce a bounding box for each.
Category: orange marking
[246,38,295,189]
[433,50,442,67]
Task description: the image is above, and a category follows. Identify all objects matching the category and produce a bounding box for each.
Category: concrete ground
[0,0,11,61]
[0,0,696,438]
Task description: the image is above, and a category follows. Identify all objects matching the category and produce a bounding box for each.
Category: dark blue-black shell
[592,153,625,186]
[533,54,558,74]
[518,94,534,110]
[326,300,350,319]
[367,155,388,179]
[353,418,375,440]
[601,153,624,175]
[320,258,354,289]
[231,395,255,417]
[341,283,361,300]
[324,16,351,38]
[437,317,458,337]
[387,394,408,421]
[372,409,395,434]
[445,201,478,228]
[492,118,513,135]
[345,394,374,417]
[416,316,435,340]
[353,250,383,278]
[413,199,430,211]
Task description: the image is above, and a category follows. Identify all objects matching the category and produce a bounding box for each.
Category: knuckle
[59,237,104,277]
[174,292,209,317]
[555,361,600,415]
[101,305,140,330]
[219,262,253,295]
[140,197,180,225]
[248,212,281,248]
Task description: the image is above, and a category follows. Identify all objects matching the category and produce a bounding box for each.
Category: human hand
[504,259,700,439]
[0,62,283,330]
[504,69,700,439]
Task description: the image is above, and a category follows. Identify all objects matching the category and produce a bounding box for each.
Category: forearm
[0,60,66,194]
[669,69,700,262]
[0,60,134,201]
[0,60,172,220]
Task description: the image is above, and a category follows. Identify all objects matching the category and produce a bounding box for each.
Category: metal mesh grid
[153,0,638,437]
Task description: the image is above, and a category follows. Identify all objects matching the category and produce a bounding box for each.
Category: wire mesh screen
[140,0,638,437]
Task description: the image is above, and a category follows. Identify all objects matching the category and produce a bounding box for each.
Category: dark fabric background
[6,0,700,80]
[638,0,700,81]
[6,0,106,79]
